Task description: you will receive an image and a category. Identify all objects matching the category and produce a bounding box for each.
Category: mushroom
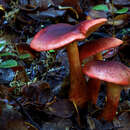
[82,60,130,121]
[79,37,123,104]
[79,37,123,62]
[30,18,107,107]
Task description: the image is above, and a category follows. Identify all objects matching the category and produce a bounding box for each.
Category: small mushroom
[79,37,123,62]
[79,37,123,104]
[30,18,107,107]
[82,60,130,121]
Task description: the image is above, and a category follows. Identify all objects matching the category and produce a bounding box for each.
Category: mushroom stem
[86,78,101,104]
[89,53,103,104]
[66,42,87,107]
[85,53,103,104]
[99,83,122,121]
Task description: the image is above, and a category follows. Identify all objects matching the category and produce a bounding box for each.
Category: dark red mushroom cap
[30,18,107,51]
[82,60,130,85]
[79,37,123,62]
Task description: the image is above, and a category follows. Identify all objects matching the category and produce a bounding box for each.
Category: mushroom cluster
[30,18,107,107]
[30,18,129,121]
[79,37,123,104]
[79,37,130,121]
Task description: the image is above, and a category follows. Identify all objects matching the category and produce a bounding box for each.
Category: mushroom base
[98,83,122,121]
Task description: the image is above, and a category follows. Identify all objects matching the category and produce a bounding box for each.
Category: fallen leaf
[0,99,28,130]
[113,112,130,130]
[44,98,74,118]
[22,81,54,105]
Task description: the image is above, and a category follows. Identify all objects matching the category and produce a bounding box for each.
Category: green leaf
[92,4,108,11]
[0,43,5,48]
[19,53,31,59]
[116,8,128,14]
[0,52,17,57]
[0,59,18,68]
[48,50,55,53]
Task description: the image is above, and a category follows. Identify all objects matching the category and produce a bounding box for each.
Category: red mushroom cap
[79,37,123,62]
[82,60,130,85]
[30,18,107,51]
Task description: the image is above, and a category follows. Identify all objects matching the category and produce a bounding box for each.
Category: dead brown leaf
[22,81,54,105]
[44,98,74,118]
